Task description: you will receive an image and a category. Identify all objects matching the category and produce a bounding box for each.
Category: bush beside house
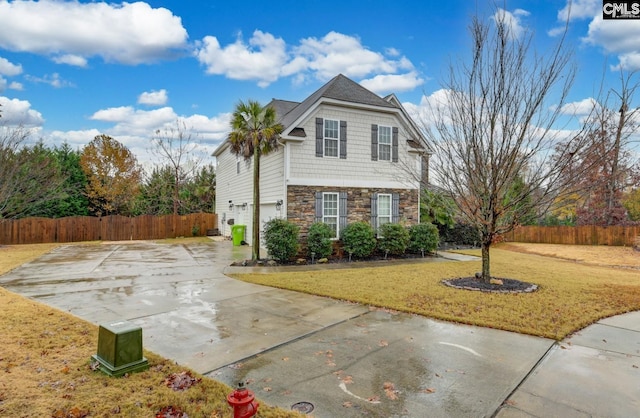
[262,220,442,264]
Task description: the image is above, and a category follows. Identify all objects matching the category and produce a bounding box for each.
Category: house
[213,74,431,246]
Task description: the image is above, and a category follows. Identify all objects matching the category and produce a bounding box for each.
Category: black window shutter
[339,120,347,159]
[370,193,378,230]
[315,192,323,222]
[315,118,323,157]
[392,193,400,223]
[371,124,378,161]
[392,127,399,163]
[339,192,347,233]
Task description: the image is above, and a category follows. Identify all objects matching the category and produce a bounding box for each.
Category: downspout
[282,140,289,219]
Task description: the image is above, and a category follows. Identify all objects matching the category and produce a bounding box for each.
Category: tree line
[0,123,215,220]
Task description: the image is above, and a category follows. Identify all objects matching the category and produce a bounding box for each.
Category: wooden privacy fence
[505,225,640,246]
[0,213,218,245]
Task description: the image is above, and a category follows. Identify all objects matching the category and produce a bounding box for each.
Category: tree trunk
[481,240,491,284]
[173,166,179,216]
[606,104,625,225]
[252,150,260,261]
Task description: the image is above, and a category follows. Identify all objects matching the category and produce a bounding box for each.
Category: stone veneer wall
[286,185,419,240]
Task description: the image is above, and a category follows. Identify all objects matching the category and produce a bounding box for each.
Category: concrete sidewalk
[1,240,638,417]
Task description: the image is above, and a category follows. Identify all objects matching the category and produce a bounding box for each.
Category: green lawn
[229,248,640,340]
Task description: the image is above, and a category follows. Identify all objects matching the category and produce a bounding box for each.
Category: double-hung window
[322,192,339,235]
[377,194,392,227]
[316,191,347,238]
[378,126,392,161]
[324,119,339,157]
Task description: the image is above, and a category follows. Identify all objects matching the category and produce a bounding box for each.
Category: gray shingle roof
[277,74,398,130]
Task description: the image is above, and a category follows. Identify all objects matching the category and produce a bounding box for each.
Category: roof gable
[278,74,398,130]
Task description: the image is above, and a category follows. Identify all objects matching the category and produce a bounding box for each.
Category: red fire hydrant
[227,381,259,418]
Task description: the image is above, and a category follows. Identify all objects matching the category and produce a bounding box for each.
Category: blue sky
[0,0,638,164]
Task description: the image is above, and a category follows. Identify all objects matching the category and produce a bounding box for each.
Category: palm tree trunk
[252,150,260,261]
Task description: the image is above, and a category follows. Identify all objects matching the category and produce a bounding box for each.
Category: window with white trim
[323,192,339,235]
[378,126,392,161]
[324,119,339,157]
[378,194,392,227]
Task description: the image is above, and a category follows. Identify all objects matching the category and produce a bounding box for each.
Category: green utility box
[231,224,246,246]
[92,320,148,377]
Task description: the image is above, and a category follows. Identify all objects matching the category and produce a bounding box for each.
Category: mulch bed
[442,277,538,293]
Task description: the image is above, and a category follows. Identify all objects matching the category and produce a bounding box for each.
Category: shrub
[408,223,439,254]
[341,222,377,258]
[263,218,299,262]
[307,222,334,259]
[377,223,410,256]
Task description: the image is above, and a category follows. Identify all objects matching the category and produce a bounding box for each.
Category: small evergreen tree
[408,223,439,254]
[341,222,376,258]
[377,223,410,256]
[307,222,334,259]
[263,218,299,262]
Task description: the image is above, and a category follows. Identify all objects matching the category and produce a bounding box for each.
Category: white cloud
[584,15,640,71]
[90,105,231,143]
[492,8,529,39]
[402,89,456,128]
[558,97,598,115]
[91,106,177,135]
[53,54,88,67]
[195,29,420,90]
[47,128,102,150]
[25,73,74,88]
[291,31,411,81]
[0,1,188,65]
[360,72,424,95]
[196,30,287,87]
[0,57,22,76]
[82,106,232,164]
[557,0,600,21]
[0,57,22,92]
[0,96,44,127]
[138,89,169,106]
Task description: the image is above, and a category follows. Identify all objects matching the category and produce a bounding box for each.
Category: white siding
[288,105,419,189]
[214,144,285,245]
[215,146,253,239]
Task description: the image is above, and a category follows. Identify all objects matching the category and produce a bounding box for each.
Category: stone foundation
[286,185,419,240]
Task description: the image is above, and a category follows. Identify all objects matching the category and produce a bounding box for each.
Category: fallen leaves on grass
[51,407,88,418]
[155,405,188,418]
[164,371,201,391]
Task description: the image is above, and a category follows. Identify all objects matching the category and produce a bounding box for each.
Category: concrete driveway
[1,240,638,417]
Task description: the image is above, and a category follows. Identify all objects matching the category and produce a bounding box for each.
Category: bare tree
[151,120,206,215]
[598,71,639,224]
[422,7,590,282]
[554,71,640,226]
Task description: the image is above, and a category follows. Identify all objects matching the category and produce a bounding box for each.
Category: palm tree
[228,100,283,261]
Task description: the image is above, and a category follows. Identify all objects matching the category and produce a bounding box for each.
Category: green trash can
[231,224,246,246]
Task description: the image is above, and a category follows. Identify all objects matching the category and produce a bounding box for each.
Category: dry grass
[230,247,640,341]
[498,242,640,269]
[0,242,301,418]
[0,243,63,276]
